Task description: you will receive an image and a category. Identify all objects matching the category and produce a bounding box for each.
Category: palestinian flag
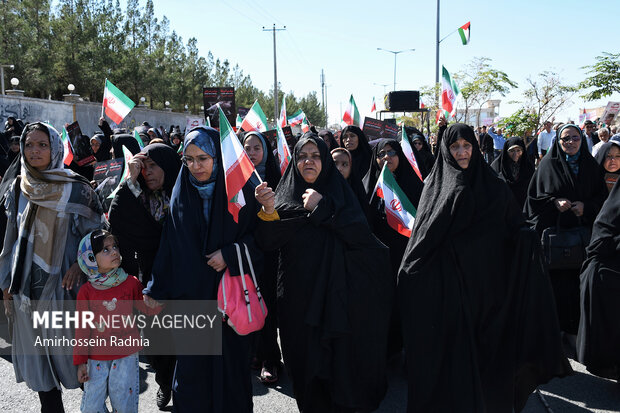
[240,100,268,132]
[371,97,377,113]
[373,164,417,237]
[236,113,243,129]
[400,125,424,181]
[301,116,311,133]
[220,106,257,222]
[279,95,287,128]
[60,127,74,166]
[342,95,360,126]
[287,109,306,126]
[458,22,471,45]
[441,66,460,118]
[133,129,145,149]
[275,123,292,174]
[103,79,135,124]
[107,145,134,199]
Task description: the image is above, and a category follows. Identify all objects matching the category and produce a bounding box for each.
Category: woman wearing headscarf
[399,127,435,178]
[108,142,181,407]
[594,139,620,193]
[331,147,369,219]
[363,139,424,357]
[254,133,393,412]
[111,133,141,159]
[525,124,607,337]
[318,129,338,151]
[398,123,572,413]
[143,127,261,412]
[340,125,372,180]
[0,122,104,412]
[577,179,620,382]
[90,133,112,163]
[491,136,535,208]
[241,130,282,383]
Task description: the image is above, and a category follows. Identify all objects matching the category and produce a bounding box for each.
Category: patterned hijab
[77,230,128,288]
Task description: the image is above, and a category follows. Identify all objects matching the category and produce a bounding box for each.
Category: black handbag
[541,215,591,270]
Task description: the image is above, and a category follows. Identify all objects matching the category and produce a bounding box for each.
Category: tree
[578,52,620,101]
[498,108,538,141]
[522,71,576,136]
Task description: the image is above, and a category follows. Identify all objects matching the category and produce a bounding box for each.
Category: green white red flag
[301,116,310,133]
[287,109,306,126]
[240,100,268,132]
[400,125,423,181]
[107,145,134,199]
[103,79,135,124]
[236,113,243,129]
[373,164,417,237]
[220,106,257,222]
[342,95,360,126]
[371,97,376,113]
[60,127,74,166]
[275,123,292,174]
[441,66,460,118]
[458,22,471,45]
[133,129,145,149]
[279,95,287,128]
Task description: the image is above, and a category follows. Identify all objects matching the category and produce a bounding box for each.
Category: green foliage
[578,52,620,101]
[0,0,323,118]
[498,108,538,140]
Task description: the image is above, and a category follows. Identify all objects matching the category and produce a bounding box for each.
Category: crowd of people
[0,111,618,413]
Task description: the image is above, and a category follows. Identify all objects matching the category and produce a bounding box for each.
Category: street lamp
[68,84,75,93]
[376,48,415,91]
[373,82,390,95]
[10,78,19,89]
[1,64,15,95]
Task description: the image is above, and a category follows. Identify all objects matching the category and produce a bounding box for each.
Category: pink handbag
[217,243,267,335]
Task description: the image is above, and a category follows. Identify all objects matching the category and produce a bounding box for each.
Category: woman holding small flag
[398,123,571,412]
[363,139,424,358]
[144,126,262,412]
[254,133,393,412]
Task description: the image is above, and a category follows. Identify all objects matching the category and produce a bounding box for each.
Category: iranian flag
[220,106,257,222]
[275,123,292,174]
[60,127,74,166]
[107,146,134,199]
[400,125,424,181]
[373,164,417,237]
[279,95,287,128]
[370,97,377,113]
[103,79,135,124]
[133,129,145,149]
[287,109,305,126]
[441,66,460,118]
[236,113,243,129]
[240,100,268,132]
[458,22,471,45]
[301,116,310,133]
[342,95,360,126]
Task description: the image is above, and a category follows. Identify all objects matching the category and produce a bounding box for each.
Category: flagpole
[435,0,440,103]
[101,78,106,118]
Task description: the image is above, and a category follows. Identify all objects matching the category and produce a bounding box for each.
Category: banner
[66,121,96,166]
[93,157,124,211]
[263,126,293,151]
[203,87,236,128]
[600,101,620,126]
[185,116,206,135]
[362,117,399,142]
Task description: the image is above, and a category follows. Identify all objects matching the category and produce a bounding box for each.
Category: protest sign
[203,87,235,128]
[362,117,399,141]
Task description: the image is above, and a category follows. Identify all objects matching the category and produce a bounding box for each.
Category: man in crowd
[592,127,610,157]
[582,120,599,152]
[478,125,495,163]
[537,121,556,159]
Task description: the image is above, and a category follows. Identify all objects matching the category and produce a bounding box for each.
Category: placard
[93,158,124,210]
[361,117,399,141]
[600,101,620,126]
[66,121,96,166]
[203,87,235,128]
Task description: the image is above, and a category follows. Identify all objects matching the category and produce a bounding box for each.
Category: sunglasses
[559,136,581,143]
[377,150,397,158]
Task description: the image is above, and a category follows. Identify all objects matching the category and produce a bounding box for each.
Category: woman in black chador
[398,123,572,413]
[339,125,372,180]
[525,124,607,335]
[577,178,620,381]
[254,133,393,413]
[491,136,534,208]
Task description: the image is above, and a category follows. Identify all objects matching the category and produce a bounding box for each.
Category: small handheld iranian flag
[279,95,287,128]
[301,116,310,133]
[342,95,360,126]
[107,146,134,199]
[373,165,417,237]
[240,100,268,132]
[103,79,135,124]
[458,22,471,45]
[287,109,306,127]
[236,114,243,129]
[370,97,377,113]
[60,127,74,166]
[441,66,460,118]
[400,125,424,181]
[220,106,257,222]
[275,123,292,174]
[133,130,145,149]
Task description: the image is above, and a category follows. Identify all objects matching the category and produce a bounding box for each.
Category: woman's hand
[62,262,84,290]
[206,249,227,272]
[2,288,12,317]
[128,153,147,184]
[554,198,572,213]
[437,114,447,127]
[255,182,275,214]
[77,364,89,383]
[143,295,163,309]
[571,201,584,217]
[302,189,323,211]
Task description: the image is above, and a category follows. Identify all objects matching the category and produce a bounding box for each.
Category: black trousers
[38,388,64,413]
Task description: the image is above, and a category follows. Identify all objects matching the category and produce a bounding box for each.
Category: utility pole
[321,69,328,127]
[435,0,440,104]
[263,24,286,124]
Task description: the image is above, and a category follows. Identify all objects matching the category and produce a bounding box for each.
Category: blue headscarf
[183,127,218,225]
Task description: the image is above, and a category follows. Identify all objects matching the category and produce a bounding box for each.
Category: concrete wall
[0,94,191,136]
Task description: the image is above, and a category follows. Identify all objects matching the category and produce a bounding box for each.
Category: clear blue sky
[132,0,619,125]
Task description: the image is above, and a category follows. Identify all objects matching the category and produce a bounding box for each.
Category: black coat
[491,137,535,208]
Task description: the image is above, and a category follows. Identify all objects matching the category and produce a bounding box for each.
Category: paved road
[1,315,619,412]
